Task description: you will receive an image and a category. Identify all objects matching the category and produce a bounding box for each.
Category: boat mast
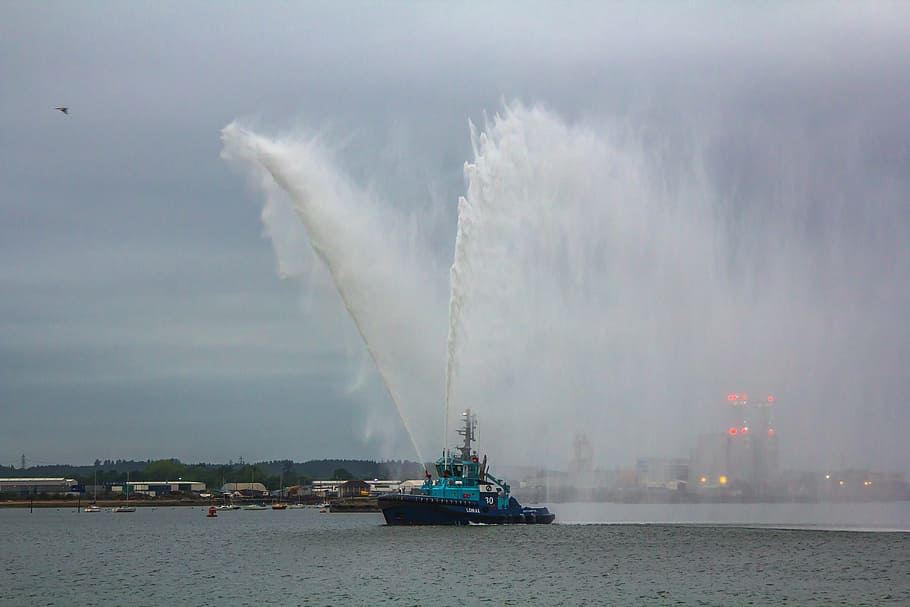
[457,409,476,461]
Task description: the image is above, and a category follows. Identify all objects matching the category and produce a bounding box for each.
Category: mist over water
[223,98,910,473]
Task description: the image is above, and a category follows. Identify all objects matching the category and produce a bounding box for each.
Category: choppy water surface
[2,505,908,606]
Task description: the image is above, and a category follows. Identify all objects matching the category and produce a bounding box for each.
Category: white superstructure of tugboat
[378,409,555,525]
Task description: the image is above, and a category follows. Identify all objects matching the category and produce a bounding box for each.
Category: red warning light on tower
[741,394,748,401]
[727,394,738,401]
[729,427,738,436]
[768,428,775,436]
[767,395,775,403]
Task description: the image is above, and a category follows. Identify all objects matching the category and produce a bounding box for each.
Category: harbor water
[2,503,909,606]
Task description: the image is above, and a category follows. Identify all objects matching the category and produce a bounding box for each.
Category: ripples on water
[1,505,908,606]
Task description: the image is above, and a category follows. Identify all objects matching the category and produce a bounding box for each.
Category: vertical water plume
[445,100,910,470]
[443,189,474,461]
[443,102,703,463]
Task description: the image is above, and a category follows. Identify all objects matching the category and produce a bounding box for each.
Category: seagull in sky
[55,106,68,115]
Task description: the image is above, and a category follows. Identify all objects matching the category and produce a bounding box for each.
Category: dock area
[328,497,379,512]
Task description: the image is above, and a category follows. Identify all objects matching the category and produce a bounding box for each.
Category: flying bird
[55,106,68,115]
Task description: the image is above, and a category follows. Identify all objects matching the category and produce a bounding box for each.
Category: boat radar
[378,409,555,525]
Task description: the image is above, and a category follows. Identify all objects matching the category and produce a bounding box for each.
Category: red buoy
[207,505,217,518]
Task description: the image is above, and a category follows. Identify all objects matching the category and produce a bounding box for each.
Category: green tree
[281,460,296,485]
[144,459,187,481]
[265,475,280,491]
[233,464,269,489]
[332,468,353,481]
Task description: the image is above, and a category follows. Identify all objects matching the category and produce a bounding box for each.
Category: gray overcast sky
[2,3,909,471]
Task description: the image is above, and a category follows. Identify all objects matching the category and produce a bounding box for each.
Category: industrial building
[689,434,731,492]
[114,480,206,497]
[308,479,421,499]
[338,480,371,498]
[0,477,79,496]
[220,482,266,497]
[689,393,780,497]
[568,434,596,500]
[636,458,688,491]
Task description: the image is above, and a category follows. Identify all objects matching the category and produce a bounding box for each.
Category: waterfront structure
[689,434,731,494]
[309,479,414,498]
[338,480,371,498]
[0,477,79,496]
[817,470,910,501]
[119,480,206,496]
[688,394,780,497]
[724,394,779,495]
[636,458,688,491]
[285,484,312,498]
[309,480,340,500]
[568,433,596,500]
[220,482,266,497]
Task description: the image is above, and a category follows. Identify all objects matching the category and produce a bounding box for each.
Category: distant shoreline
[0,499,213,509]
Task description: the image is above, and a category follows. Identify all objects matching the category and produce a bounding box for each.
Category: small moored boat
[112,472,136,512]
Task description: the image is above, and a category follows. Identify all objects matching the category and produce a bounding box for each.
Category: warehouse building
[0,477,79,496]
[114,480,206,497]
[220,482,267,497]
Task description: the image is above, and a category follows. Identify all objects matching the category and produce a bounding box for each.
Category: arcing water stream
[223,101,909,471]
[220,125,444,464]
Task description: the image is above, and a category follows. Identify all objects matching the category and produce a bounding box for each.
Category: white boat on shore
[113,472,136,512]
[84,470,101,512]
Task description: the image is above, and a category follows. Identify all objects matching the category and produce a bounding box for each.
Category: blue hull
[378,494,555,525]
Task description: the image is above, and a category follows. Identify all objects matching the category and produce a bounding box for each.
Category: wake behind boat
[378,409,555,525]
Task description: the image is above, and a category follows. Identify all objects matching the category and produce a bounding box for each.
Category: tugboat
[378,409,555,525]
